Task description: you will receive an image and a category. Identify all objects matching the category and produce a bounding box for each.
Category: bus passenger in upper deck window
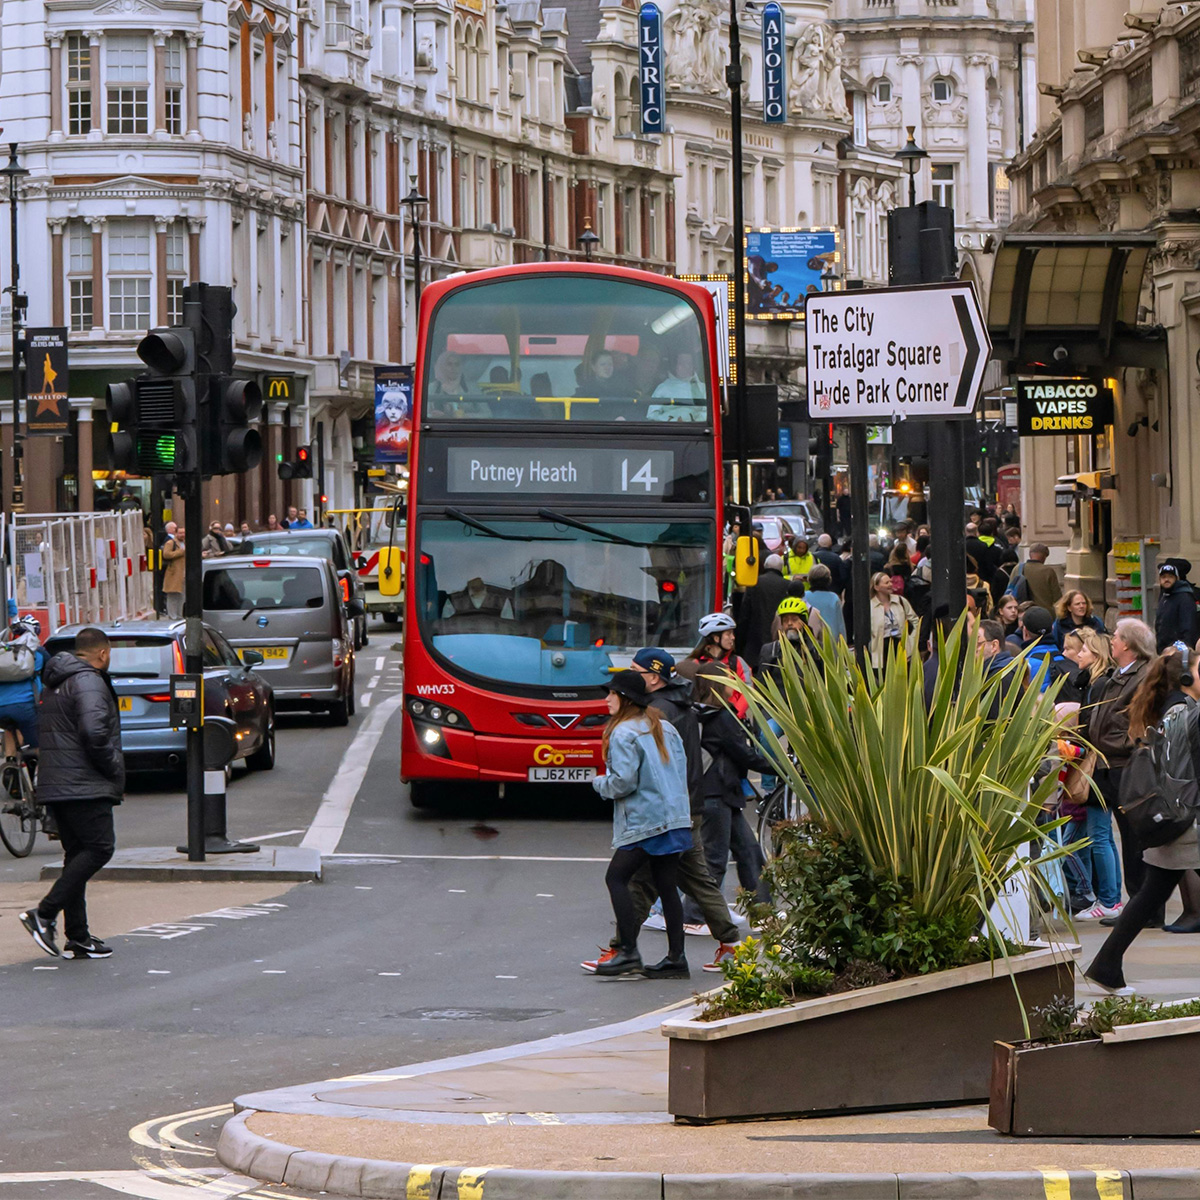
[576,349,625,398]
[431,350,467,396]
[651,352,704,401]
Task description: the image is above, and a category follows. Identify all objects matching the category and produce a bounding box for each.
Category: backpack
[1005,561,1026,600]
[0,632,38,683]
[1118,707,1200,849]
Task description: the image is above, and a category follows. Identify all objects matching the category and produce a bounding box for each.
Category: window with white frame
[66,35,93,135]
[166,223,187,325]
[931,163,955,213]
[68,223,94,332]
[475,157,487,226]
[764,171,779,225]
[459,154,471,226]
[647,193,659,257]
[106,34,149,134]
[621,187,635,251]
[852,92,867,146]
[813,173,836,226]
[164,36,184,134]
[108,220,153,331]
[853,211,866,276]
[497,164,509,228]
[872,77,891,104]
[931,76,954,104]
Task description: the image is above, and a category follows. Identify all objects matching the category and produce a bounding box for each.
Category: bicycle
[755,776,807,860]
[0,718,47,858]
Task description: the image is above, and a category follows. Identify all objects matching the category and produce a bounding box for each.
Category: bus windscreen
[422,275,710,425]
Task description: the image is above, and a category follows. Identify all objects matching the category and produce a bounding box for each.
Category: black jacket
[735,568,789,669]
[36,653,125,804]
[965,536,998,577]
[649,676,704,817]
[698,705,771,810]
[1156,579,1198,651]
[813,548,846,594]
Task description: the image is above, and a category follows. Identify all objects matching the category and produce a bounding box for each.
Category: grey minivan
[201,554,361,724]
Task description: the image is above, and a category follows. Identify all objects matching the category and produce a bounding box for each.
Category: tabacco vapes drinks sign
[639,4,665,134]
[761,2,787,124]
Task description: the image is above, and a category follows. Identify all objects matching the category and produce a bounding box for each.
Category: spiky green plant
[721,615,1079,949]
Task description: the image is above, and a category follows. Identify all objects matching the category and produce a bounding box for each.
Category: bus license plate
[527,766,597,783]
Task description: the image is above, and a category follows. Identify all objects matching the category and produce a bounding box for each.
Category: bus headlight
[428,705,443,722]
[422,726,442,746]
[406,696,472,730]
[410,699,426,716]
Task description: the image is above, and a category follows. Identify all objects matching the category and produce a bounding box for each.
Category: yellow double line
[1040,1166,1125,1199]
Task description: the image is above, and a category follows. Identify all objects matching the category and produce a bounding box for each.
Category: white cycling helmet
[698,611,736,639]
[13,614,40,638]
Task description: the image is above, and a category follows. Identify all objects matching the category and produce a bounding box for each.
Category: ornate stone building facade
[1003,0,1200,606]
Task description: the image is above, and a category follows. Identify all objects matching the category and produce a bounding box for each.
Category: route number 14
[620,458,660,493]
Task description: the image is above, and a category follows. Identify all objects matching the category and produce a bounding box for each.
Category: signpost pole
[848,424,871,663]
[183,470,205,862]
[726,0,749,503]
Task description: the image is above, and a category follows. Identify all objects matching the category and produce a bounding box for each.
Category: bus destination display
[446,447,675,497]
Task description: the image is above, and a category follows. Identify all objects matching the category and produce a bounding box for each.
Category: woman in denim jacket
[592,670,692,979]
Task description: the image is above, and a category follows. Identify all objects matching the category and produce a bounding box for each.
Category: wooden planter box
[663,945,1078,1123]
[990,1014,1200,1137]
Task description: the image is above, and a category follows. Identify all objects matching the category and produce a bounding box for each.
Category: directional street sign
[806,281,992,422]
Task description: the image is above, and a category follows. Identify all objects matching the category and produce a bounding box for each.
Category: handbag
[1062,749,1096,807]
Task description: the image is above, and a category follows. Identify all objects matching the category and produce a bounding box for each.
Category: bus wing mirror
[735,536,759,588]
[377,546,404,597]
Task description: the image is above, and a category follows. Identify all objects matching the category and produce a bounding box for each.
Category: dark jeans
[622,815,741,946]
[606,846,684,960]
[700,796,769,901]
[0,699,39,749]
[37,800,115,943]
[1086,864,1200,988]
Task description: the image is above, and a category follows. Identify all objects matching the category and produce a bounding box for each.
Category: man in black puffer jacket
[582,648,745,976]
[19,627,124,960]
[1155,560,1199,651]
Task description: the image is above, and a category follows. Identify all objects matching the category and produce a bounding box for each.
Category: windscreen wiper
[536,509,700,550]
[442,507,568,542]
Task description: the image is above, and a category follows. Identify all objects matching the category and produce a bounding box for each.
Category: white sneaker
[642,912,667,931]
[684,923,710,937]
[1075,903,1122,920]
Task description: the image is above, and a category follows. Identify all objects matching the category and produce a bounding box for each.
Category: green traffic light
[138,432,178,471]
[276,453,283,462]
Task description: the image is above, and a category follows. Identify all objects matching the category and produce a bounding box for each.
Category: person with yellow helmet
[758,594,819,690]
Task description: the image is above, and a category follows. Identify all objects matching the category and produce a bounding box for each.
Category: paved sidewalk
[218,923,1200,1199]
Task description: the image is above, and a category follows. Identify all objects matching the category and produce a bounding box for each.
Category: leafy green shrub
[1033,993,1200,1044]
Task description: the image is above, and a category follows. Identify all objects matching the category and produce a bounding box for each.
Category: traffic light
[105,327,198,474]
[207,374,263,475]
[277,444,313,480]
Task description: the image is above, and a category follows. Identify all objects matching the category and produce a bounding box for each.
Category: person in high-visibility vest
[784,536,814,581]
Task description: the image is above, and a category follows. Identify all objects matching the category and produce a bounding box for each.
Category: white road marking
[375,655,385,670]
[360,691,373,708]
[0,1171,251,1198]
[299,692,405,855]
[536,893,555,898]
[262,969,286,974]
[239,828,305,843]
[367,675,380,689]
[378,971,402,976]
[328,852,609,863]
[448,888,467,893]
[147,970,171,975]
[32,965,58,970]
[495,975,518,979]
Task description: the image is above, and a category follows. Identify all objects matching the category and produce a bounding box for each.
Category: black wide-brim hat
[606,668,651,707]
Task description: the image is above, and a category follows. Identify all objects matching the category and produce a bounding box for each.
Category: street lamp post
[896,125,928,209]
[726,0,750,505]
[577,215,600,262]
[0,143,29,502]
[400,178,429,353]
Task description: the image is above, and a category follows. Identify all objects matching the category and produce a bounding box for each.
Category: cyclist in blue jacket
[0,612,47,751]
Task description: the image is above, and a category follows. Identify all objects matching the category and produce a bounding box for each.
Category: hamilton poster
[25,327,70,437]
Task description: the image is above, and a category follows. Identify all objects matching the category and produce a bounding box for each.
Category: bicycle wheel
[756,784,792,859]
[0,763,37,857]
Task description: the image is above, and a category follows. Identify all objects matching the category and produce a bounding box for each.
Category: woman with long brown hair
[1086,646,1200,990]
[592,670,693,979]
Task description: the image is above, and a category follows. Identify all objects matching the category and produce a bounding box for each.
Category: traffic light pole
[183,470,206,861]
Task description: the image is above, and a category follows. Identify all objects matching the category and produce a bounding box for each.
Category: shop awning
[987,233,1166,370]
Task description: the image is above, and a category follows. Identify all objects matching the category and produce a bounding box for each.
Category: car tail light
[145,694,171,703]
[173,642,185,674]
[252,560,273,567]
[340,577,351,603]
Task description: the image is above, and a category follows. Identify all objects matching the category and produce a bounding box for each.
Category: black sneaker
[643,955,690,979]
[19,910,59,958]
[62,936,113,960]
[593,946,644,977]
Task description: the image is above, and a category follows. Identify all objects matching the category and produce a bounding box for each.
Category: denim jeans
[1084,805,1123,909]
[1062,817,1096,908]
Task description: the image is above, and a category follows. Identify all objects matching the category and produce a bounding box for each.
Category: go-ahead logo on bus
[533,745,594,766]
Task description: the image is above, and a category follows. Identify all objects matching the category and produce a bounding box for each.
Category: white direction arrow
[806,281,992,421]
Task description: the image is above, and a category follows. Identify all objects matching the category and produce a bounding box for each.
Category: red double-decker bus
[399,263,724,808]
